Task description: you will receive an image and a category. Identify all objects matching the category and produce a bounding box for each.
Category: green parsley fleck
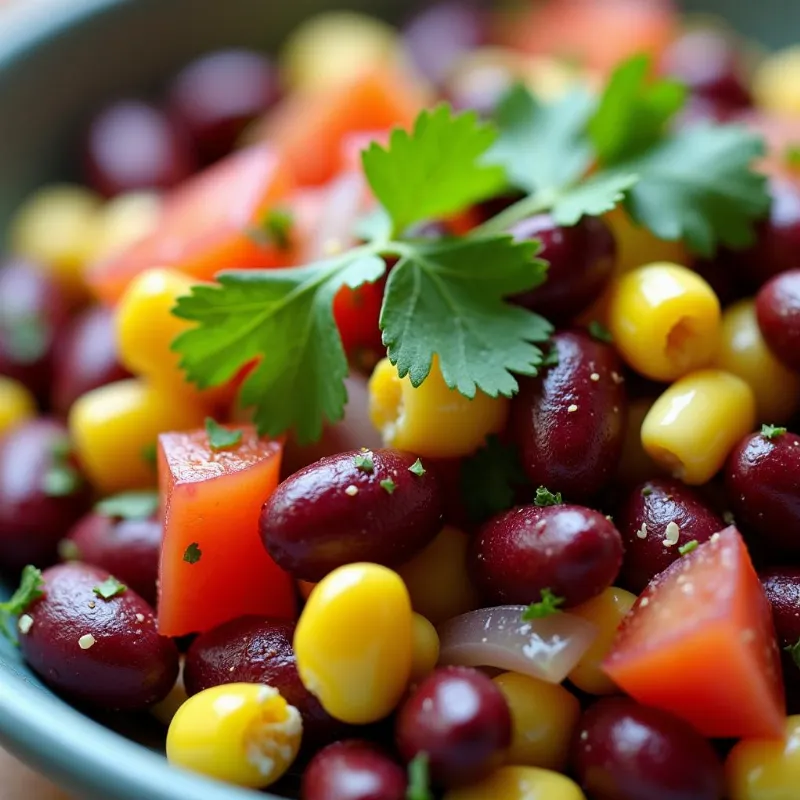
[588,320,614,343]
[380,478,397,495]
[42,438,83,498]
[534,486,563,507]
[354,452,374,473]
[762,423,787,441]
[0,566,45,642]
[408,458,426,477]
[95,490,159,521]
[406,752,433,800]
[678,539,699,556]
[786,638,800,671]
[205,417,243,451]
[92,577,127,600]
[521,588,565,621]
[183,543,202,565]
[247,208,294,250]
[141,442,158,467]
[641,486,654,497]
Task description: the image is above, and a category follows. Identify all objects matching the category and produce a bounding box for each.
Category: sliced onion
[437,606,599,684]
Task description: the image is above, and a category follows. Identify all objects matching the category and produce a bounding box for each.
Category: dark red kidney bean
[469,504,623,607]
[0,258,70,402]
[692,255,745,309]
[571,697,724,800]
[509,214,617,323]
[63,510,161,606]
[83,99,196,197]
[0,419,91,572]
[261,449,444,582]
[52,305,130,415]
[167,49,280,164]
[660,28,751,109]
[19,562,178,710]
[510,330,627,502]
[726,430,800,555]
[756,269,800,372]
[395,666,511,788]
[184,615,347,749]
[616,479,723,593]
[301,740,406,800]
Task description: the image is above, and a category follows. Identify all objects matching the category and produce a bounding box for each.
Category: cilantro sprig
[521,588,565,621]
[0,566,45,642]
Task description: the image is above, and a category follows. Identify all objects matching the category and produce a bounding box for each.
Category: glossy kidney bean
[726,430,800,555]
[469,504,623,608]
[0,419,91,572]
[761,567,800,648]
[19,562,179,710]
[261,448,444,582]
[395,666,512,788]
[184,615,346,749]
[0,258,70,402]
[168,49,280,164]
[509,214,617,323]
[52,305,130,416]
[301,740,407,800]
[571,697,724,800]
[83,99,196,197]
[616,479,724,593]
[756,269,800,373]
[510,330,627,502]
[63,510,161,606]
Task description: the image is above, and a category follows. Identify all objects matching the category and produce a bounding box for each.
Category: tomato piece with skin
[88,143,296,304]
[157,425,295,637]
[603,526,784,740]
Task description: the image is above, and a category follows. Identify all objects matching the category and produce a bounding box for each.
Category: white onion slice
[437,606,599,684]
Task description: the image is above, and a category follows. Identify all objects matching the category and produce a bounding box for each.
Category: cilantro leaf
[408,458,426,477]
[461,435,528,522]
[353,452,374,473]
[92,577,127,600]
[534,486,563,506]
[0,566,45,642]
[551,171,639,226]
[786,638,800,671]
[589,54,687,165]
[362,104,506,236]
[205,417,243,451]
[521,588,565,620]
[406,753,433,800]
[380,478,397,494]
[95,491,159,521]
[183,543,202,564]
[617,123,770,256]
[247,208,294,251]
[381,236,551,397]
[588,320,614,343]
[354,208,392,243]
[762,423,787,440]
[173,250,386,444]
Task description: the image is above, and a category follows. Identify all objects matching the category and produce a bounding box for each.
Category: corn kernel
[753,47,800,115]
[167,683,302,789]
[568,587,637,695]
[0,376,36,437]
[369,357,508,459]
[642,369,756,485]
[91,191,162,262]
[445,766,587,800]
[608,262,721,382]
[492,672,580,771]
[411,613,440,681]
[294,563,413,724]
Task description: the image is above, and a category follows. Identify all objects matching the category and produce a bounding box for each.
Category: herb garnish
[534,486,564,507]
[380,478,397,494]
[183,543,202,564]
[0,566,45,642]
[42,438,83,498]
[354,452,375,473]
[786,638,800,671]
[247,208,294,251]
[95,490,159,521]
[522,588,566,620]
[588,320,614,343]
[762,423,787,440]
[408,458,426,477]
[678,539,699,556]
[92,577,127,600]
[205,418,243,451]
[406,752,433,800]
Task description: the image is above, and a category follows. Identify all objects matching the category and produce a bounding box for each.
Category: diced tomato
[334,277,385,357]
[603,526,785,739]
[157,425,295,637]
[88,143,296,304]
[266,68,428,186]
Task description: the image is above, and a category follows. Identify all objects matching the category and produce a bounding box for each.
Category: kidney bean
[395,666,511,788]
[63,509,161,606]
[0,419,91,572]
[261,449,444,582]
[469,504,623,607]
[726,430,800,555]
[571,697,724,800]
[616,479,724,593]
[184,615,347,749]
[301,740,406,800]
[756,269,800,372]
[510,330,627,502]
[760,567,800,710]
[52,305,130,416]
[18,562,178,710]
[509,214,617,323]
[0,258,70,402]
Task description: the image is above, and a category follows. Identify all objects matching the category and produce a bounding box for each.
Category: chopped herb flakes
[762,423,787,440]
[380,478,397,494]
[183,543,202,564]
[205,417,243,451]
[353,452,374,473]
[534,486,563,507]
[786,638,800,670]
[678,539,699,556]
[95,490,159,521]
[588,320,614,343]
[406,752,433,800]
[521,588,565,620]
[42,438,83,498]
[0,566,45,642]
[408,458,426,477]
[92,577,127,600]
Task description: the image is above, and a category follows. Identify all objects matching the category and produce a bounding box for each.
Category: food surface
[4,1,800,798]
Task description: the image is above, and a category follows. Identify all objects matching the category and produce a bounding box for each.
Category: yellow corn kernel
[753,47,800,115]
[9,184,101,302]
[714,299,800,424]
[166,683,302,789]
[411,613,440,681]
[281,11,405,91]
[91,191,162,262]
[642,369,756,486]
[616,397,666,486]
[0,377,36,437]
[492,673,580,771]
[608,262,722,382]
[568,587,637,695]
[397,526,480,625]
[69,378,207,494]
[369,357,509,459]
[294,563,413,724]
[605,206,691,275]
[726,715,800,800]
[445,766,587,800]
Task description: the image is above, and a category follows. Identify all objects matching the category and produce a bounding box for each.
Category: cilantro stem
[474,192,555,236]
